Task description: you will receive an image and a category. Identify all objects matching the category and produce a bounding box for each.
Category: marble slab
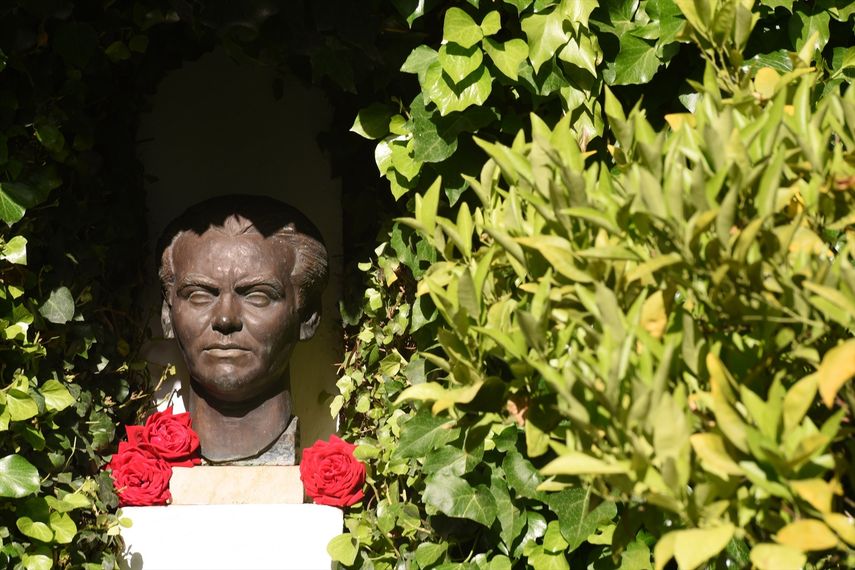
[120,504,342,570]
[170,465,303,504]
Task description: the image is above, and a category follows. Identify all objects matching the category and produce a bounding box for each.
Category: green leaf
[416,542,448,567]
[39,287,75,324]
[34,121,65,153]
[41,380,75,413]
[21,551,52,570]
[7,390,38,422]
[0,454,40,498]
[481,11,502,36]
[1,235,27,265]
[402,45,440,84]
[529,546,570,570]
[521,9,569,72]
[516,236,592,282]
[351,104,395,139]
[546,487,617,552]
[105,41,131,62]
[543,520,569,552]
[17,516,53,542]
[393,409,458,459]
[564,0,599,26]
[424,473,498,526]
[483,38,529,80]
[423,61,493,115]
[327,533,358,566]
[438,43,484,84]
[606,35,660,85]
[788,6,831,53]
[0,183,40,226]
[503,450,543,499]
[444,7,484,48]
[49,511,77,544]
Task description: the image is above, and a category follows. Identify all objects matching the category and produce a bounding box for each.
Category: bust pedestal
[119,465,341,570]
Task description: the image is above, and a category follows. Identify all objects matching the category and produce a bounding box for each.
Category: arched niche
[138,48,341,451]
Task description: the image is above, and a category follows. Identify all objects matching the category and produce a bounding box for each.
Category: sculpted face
[168,229,299,404]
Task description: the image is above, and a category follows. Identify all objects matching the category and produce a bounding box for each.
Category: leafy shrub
[335,4,855,568]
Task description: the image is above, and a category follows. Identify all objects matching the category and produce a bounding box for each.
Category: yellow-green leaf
[541,452,630,475]
[673,525,735,570]
[749,543,806,570]
[775,519,839,551]
[816,339,855,407]
[824,513,855,546]
[783,373,817,431]
[690,433,744,478]
[790,478,834,513]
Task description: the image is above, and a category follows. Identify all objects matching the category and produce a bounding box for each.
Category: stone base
[170,466,303,504]
[120,504,342,570]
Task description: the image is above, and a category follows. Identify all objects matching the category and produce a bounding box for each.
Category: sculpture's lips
[204,344,250,357]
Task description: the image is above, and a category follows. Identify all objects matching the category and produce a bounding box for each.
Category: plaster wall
[137,49,341,450]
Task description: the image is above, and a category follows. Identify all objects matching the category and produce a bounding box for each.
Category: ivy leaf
[16,517,53,542]
[481,11,501,36]
[49,511,77,544]
[415,543,448,567]
[41,380,75,413]
[483,38,529,80]
[438,43,484,84]
[411,96,466,163]
[351,104,395,139]
[646,0,686,46]
[0,183,40,226]
[392,0,429,26]
[563,0,599,27]
[0,454,40,498]
[444,7,484,48]
[503,451,543,499]
[327,533,358,565]
[34,120,66,153]
[393,409,459,458]
[401,45,439,85]
[558,34,600,76]
[423,473,498,526]
[788,6,831,52]
[547,487,617,552]
[423,61,492,115]
[528,546,570,570]
[606,35,660,85]
[40,287,75,324]
[521,9,569,73]
[7,390,39,422]
[1,235,27,265]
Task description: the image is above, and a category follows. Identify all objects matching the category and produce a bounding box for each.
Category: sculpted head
[157,195,328,409]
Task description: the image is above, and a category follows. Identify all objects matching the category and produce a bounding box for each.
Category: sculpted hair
[157,195,328,338]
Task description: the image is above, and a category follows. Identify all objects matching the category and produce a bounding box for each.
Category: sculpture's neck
[188,371,291,463]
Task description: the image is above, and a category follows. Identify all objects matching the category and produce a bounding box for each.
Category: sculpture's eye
[245,291,272,307]
[187,290,215,305]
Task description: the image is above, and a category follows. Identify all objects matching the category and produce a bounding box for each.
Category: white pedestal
[120,504,342,570]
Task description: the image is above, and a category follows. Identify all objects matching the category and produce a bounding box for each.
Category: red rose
[300,435,365,507]
[107,442,172,506]
[127,407,201,467]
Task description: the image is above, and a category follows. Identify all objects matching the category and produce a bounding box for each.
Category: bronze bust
[157,195,328,463]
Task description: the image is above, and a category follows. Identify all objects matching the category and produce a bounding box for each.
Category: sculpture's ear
[161,300,175,339]
[299,309,321,341]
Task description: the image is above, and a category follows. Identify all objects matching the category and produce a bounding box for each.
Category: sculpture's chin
[190,366,280,404]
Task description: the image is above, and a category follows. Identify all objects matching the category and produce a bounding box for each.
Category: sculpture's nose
[212,293,243,334]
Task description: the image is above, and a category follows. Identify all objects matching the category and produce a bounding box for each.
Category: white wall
[138,49,341,451]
